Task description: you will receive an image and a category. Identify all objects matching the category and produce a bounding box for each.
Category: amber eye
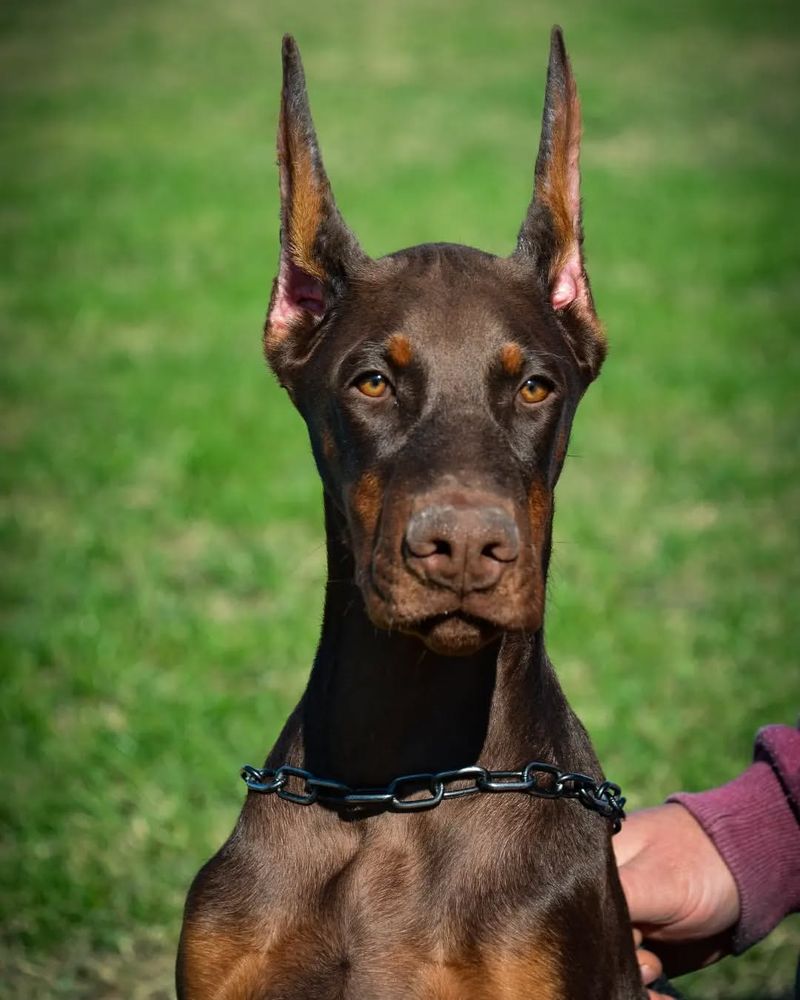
[519,377,551,405]
[355,372,389,398]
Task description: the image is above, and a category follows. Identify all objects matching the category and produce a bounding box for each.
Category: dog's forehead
[349,244,562,363]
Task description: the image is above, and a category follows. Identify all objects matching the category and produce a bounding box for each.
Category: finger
[648,992,671,1000]
[618,860,678,928]
[647,934,732,977]
[611,821,640,867]
[633,927,643,948]
[636,947,663,985]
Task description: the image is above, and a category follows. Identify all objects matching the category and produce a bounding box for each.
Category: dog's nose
[404,503,519,594]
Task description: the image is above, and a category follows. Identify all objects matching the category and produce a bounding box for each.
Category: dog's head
[264,30,605,656]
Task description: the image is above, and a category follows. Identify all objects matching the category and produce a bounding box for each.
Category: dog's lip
[412,609,487,629]
[407,610,503,656]
[384,606,506,638]
[365,566,475,623]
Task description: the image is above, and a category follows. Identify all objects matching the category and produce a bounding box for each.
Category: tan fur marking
[352,471,382,537]
[528,480,552,537]
[181,925,269,1000]
[387,332,414,368]
[182,920,351,999]
[540,78,581,283]
[500,342,524,377]
[321,428,337,463]
[419,963,485,1000]
[411,941,560,1000]
[409,955,491,1000]
[285,133,326,280]
[539,66,606,346]
[527,480,552,619]
[485,943,561,999]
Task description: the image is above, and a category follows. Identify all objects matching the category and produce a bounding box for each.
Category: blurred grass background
[1,0,798,996]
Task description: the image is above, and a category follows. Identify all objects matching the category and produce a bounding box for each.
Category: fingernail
[640,963,655,984]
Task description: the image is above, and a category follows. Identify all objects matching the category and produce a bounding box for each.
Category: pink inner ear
[550,251,582,311]
[269,257,326,333]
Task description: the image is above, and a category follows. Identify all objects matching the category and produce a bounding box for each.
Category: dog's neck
[278,496,578,788]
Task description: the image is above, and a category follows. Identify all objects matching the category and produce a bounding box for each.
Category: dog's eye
[355,372,390,399]
[519,377,551,405]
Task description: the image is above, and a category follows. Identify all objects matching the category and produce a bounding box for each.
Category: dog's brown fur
[177,29,643,999]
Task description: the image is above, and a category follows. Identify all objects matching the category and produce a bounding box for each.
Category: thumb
[618,857,680,929]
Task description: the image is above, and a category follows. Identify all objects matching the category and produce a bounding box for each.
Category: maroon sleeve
[667,724,800,953]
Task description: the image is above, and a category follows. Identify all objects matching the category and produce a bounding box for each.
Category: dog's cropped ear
[264,36,365,384]
[514,27,606,380]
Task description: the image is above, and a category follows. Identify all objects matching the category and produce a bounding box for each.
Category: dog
[177,27,646,999]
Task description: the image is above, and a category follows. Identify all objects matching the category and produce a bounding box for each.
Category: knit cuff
[668,760,800,953]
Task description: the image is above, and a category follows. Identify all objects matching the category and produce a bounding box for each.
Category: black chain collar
[241,760,626,833]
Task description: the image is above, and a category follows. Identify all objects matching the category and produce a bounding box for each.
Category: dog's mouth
[408,611,501,656]
[362,573,506,655]
[360,545,542,655]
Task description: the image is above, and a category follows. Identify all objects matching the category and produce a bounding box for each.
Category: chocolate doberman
[177,27,647,999]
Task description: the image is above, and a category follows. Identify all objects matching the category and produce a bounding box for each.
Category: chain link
[240,759,626,832]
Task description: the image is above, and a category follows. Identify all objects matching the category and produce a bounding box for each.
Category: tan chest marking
[409,937,561,1000]
[181,926,269,1000]
[484,947,561,999]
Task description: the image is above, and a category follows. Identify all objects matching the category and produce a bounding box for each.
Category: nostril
[406,536,452,560]
[481,540,518,563]
[431,538,451,558]
[405,506,457,561]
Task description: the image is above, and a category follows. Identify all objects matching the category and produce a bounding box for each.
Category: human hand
[613,803,740,996]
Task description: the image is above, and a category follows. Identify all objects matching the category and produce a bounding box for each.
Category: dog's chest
[180,798,633,999]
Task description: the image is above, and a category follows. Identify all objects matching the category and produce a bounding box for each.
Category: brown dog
[177,28,644,999]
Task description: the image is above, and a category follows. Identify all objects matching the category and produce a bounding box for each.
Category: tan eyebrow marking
[387,332,414,368]
[500,342,524,377]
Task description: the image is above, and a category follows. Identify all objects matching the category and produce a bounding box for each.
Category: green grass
[1,0,798,996]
